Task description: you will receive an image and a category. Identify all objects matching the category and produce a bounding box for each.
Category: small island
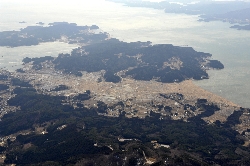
[36,22,45,25]
[230,24,250,30]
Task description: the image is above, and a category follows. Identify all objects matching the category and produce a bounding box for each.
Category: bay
[0,0,249,107]
[0,42,79,71]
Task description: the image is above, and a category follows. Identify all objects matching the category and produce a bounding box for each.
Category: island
[36,22,45,25]
[230,24,250,31]
[0,22,106,47]
[199,7,250,25]
[108,0,250,30]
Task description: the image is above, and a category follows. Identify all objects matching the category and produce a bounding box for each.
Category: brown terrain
[13,62,240,123]
[0,61,249,165]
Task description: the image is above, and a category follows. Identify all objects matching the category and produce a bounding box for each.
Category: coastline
[12,64,240,122]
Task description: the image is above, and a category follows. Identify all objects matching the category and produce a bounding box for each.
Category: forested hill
[51,39,223,83]
[0,22,107,47]
[0,22,224,83]
[1,85,250,165]
[0,22,249,165]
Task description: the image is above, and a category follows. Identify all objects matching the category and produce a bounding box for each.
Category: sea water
[0,0,250,107]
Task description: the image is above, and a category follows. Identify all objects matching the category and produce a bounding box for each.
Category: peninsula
[0,22,249,165]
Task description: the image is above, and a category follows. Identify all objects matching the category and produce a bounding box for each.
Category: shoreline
[11,65,241,122]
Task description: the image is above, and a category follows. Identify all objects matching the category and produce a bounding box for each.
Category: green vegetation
[1,86,250,165]
[11,78,32,87]
[0,74,8,80]
[208,60,224,69]
[0,22,246,165]
[22,56,55,71]
[50,85,69,92]
[2,22,224,83]
[22,56,54,64]
[0,84,9,91]
[53,40,221,83]
[0,22,107,47]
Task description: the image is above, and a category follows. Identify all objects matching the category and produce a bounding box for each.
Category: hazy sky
[1,0,250,5]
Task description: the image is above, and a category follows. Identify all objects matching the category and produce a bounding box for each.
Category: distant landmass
[109,0,250,29]
[230,24,250,30]
[0,22,249,165]
[0,22,106,47]
[199,8,250,25]
[1,22,223,83]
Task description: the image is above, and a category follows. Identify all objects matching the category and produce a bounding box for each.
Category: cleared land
[14,64,240,122]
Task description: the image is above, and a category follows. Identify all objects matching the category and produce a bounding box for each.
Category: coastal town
[0,60,241,122]
[1,0,250,162]
[1,60,250,165]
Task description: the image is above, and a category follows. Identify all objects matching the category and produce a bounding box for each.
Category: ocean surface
[0,0,250,107]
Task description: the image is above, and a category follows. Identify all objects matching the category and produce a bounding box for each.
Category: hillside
[0,77,249,165]
[0,22,249,165]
